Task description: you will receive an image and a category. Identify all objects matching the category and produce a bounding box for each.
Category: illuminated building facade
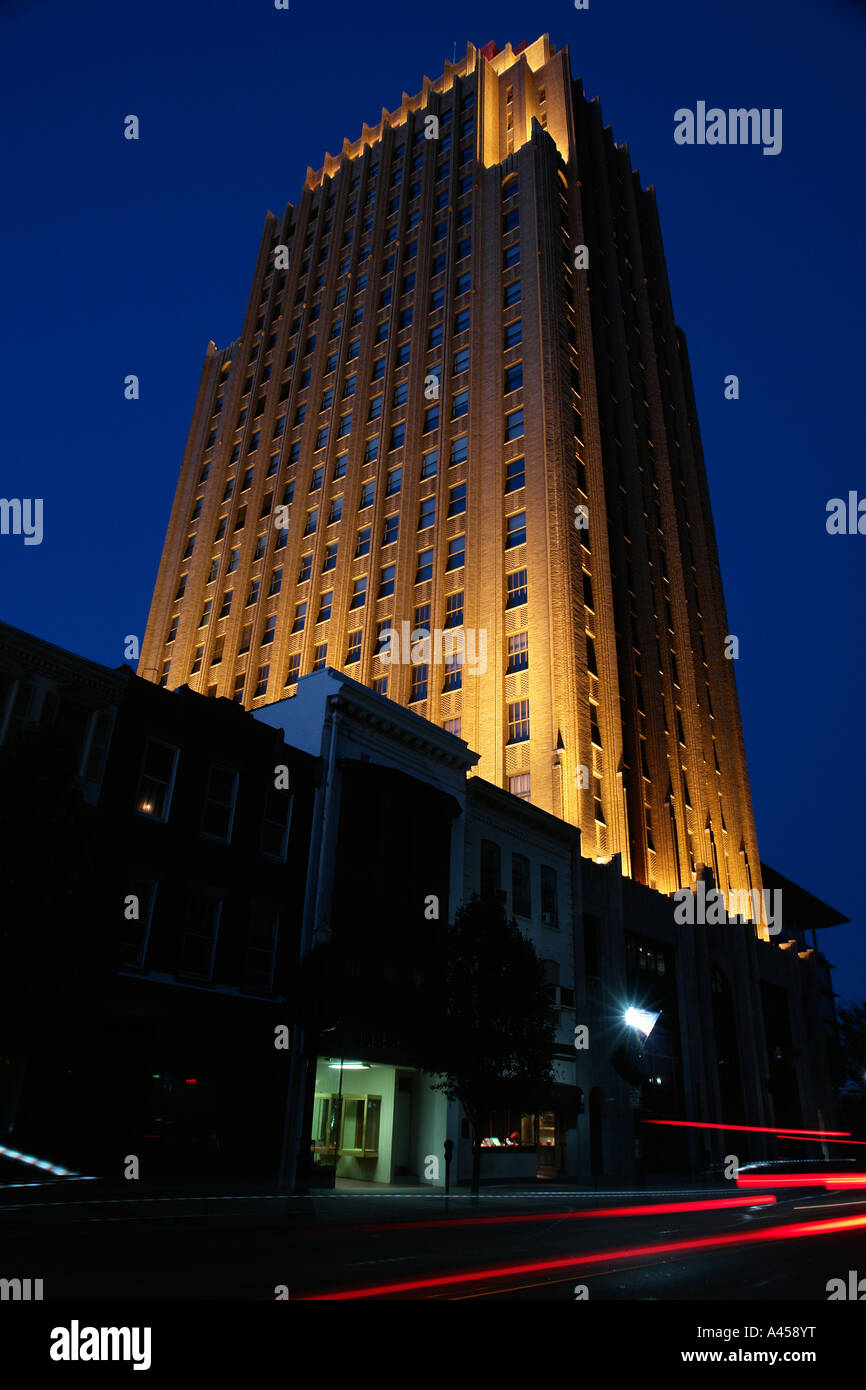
[140,35,763,918]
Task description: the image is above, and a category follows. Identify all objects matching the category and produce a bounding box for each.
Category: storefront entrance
[309,1057,445,1187]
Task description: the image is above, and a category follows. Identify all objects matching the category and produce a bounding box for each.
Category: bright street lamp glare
[624,1006,660,1037]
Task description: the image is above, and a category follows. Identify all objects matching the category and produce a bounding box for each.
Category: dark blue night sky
[2,0,864,996]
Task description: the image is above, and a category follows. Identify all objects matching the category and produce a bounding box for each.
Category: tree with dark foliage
[417,894,557,1196]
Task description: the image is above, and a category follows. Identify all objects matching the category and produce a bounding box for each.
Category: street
[2,1180,865,1302]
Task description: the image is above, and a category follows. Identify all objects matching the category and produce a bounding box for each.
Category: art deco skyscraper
[140,35,763,911]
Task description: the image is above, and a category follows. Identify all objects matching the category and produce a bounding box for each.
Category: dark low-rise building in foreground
[0,623,848,1187]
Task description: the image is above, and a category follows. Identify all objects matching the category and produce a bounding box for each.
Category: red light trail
[318,1194,775,1237]
[642,1119,850,1137]
[298,1210,866,1300]
[737,1173,866,1190]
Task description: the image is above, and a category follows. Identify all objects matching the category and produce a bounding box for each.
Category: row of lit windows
[284,256,473,355]
[261,202,502,375]
[230,187,517,450]
[182,403,525,597]
[274,206,471,319]
[270,175,475,305]
[196,329,525,562]
[263,145,492,327]
[313,90,474,194]
[286,399,528,465]
[291,501,526,623]
[218,619,528,690]
[295,201,503,305]
[165,565,529,698]
[205,248,522,528]
[201,656,532,726]
[197,421,521,567]
[203,289,490,484]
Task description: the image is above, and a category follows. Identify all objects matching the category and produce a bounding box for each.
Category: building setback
[139,35,763,921]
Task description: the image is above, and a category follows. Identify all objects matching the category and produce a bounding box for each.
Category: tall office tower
[141,35,763,914]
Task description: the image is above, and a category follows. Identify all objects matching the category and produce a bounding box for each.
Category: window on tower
[505,511,527,548]
[449,435,468,466]
[444,591,464,628]
[446,535,465,571]
[409,665,428,703]
[507,699,530,744]
[503,279,521,308]
[448,483,467,517]
[505,456,525,492]
[504,363,523,393]
[506,568,528,608]
[504,408,524,441]
[285,653,301,689]
[506,632,529,673]
[415,548,434,584]
[442,654,462,692]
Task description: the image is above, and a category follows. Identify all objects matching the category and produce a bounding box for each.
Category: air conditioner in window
[541,910,557,925]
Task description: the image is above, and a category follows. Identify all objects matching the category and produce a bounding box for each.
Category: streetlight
[623,1006,660,1038]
